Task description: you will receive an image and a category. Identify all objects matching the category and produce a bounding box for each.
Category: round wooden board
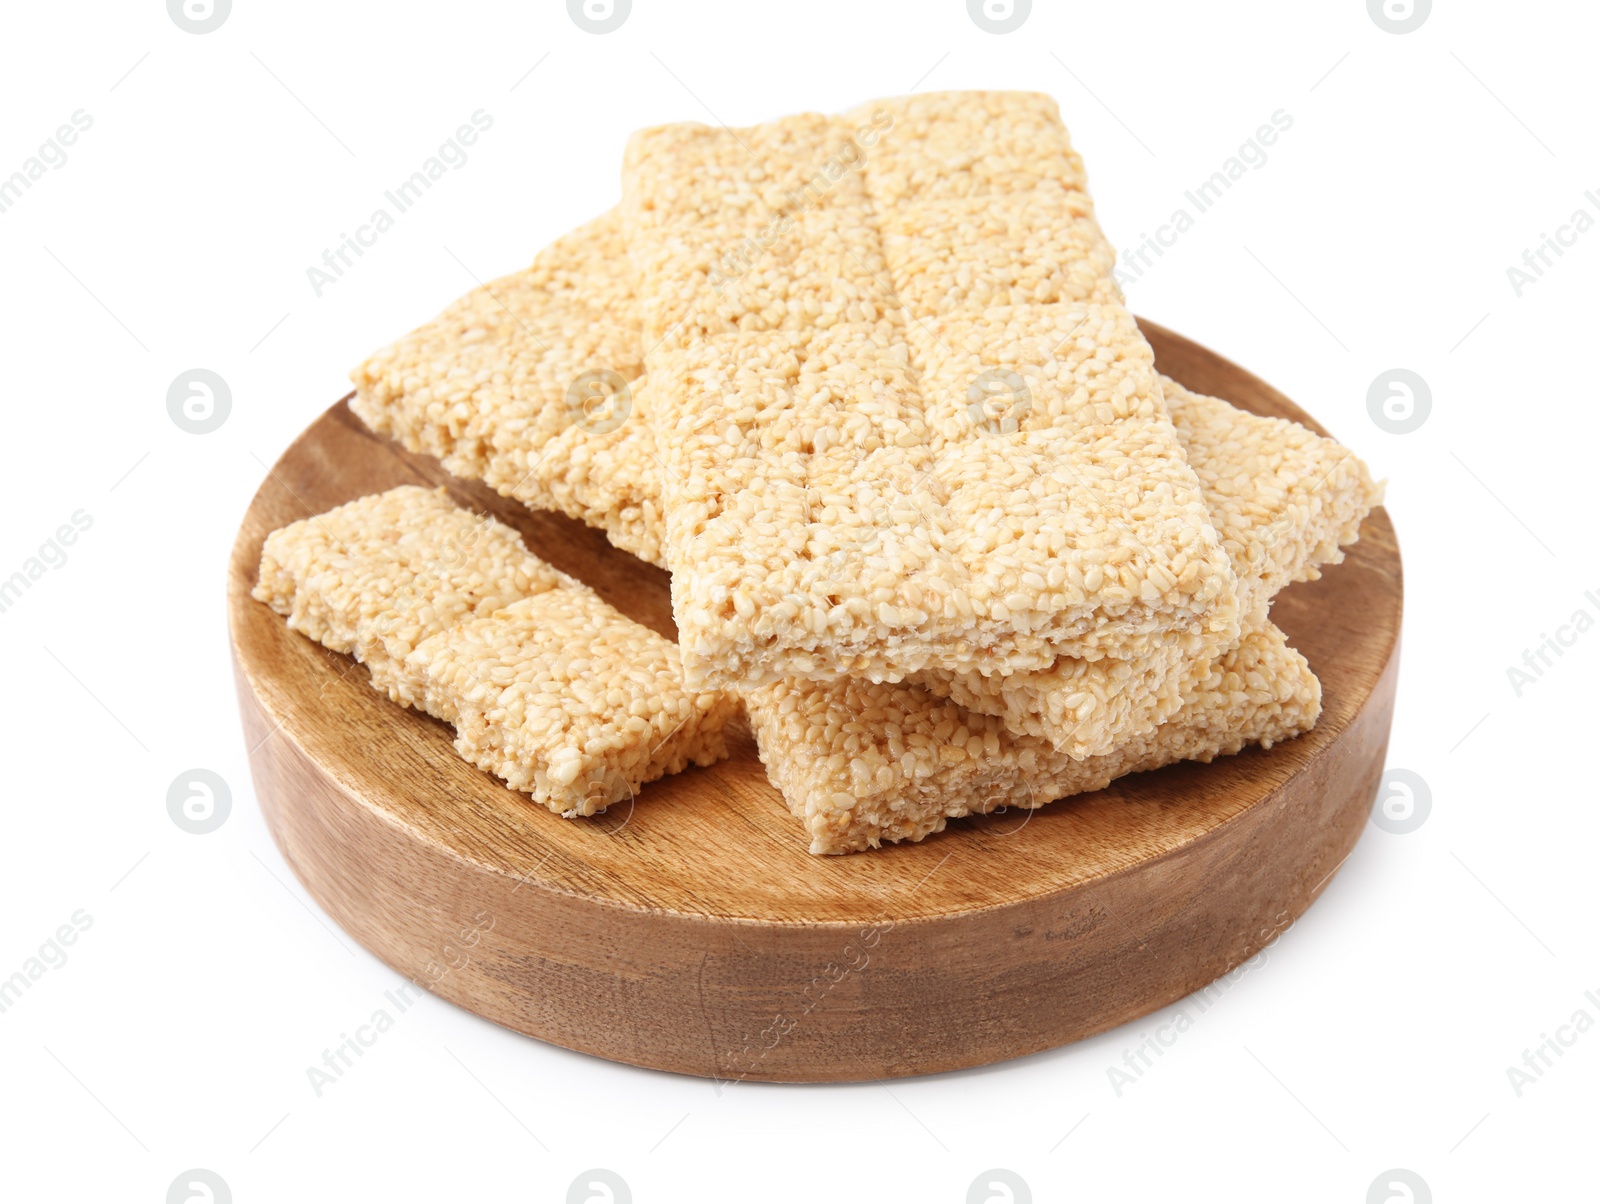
[229,319,1402,1083]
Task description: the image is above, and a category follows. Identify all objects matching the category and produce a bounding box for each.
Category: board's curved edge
[232,626,1398,1081]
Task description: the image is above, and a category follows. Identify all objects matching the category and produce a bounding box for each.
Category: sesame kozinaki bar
[747,617,1320,854]
[621,104,1238,689]
[253,485,736,815]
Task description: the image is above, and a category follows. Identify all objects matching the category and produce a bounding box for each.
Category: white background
[1,1,1595,1200]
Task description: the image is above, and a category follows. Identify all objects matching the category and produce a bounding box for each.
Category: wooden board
[228,319,1402,1082]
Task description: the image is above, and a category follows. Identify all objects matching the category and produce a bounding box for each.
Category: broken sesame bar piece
[252,485,737,815]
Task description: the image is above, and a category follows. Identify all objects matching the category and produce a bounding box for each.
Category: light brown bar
[928,377,1380,754]
[350,219,664,564]
[746,617,1320,854]
[253,486,737,815]
[253,484,564,705]
[622,102,1238,688]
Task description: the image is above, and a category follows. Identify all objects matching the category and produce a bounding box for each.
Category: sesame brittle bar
[621,101,1238,688]
[350,219,664,564]
[747,617,1321,854]
[929,376,1379,754]
[253,486,736,815]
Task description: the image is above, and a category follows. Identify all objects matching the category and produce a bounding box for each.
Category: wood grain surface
[228,319,1403,1082]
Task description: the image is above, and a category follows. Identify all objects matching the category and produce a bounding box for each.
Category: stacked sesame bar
[270,91,1384,852]
[622,105,1240,687]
